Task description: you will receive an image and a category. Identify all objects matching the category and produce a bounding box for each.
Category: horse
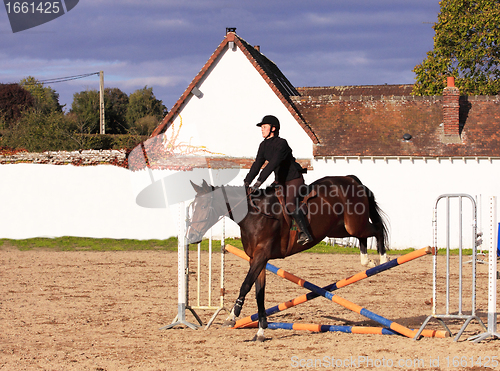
[186,175,388,342]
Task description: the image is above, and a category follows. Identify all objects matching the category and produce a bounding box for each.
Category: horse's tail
[347,175,389,251]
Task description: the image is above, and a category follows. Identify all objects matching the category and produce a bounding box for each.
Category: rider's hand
[250,181,262,194]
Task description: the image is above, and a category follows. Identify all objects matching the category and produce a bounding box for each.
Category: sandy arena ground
[0,246,498,370]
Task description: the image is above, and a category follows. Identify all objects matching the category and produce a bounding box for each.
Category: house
[150,28,316,162]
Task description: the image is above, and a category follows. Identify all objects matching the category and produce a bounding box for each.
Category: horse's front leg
[253,268,267,342]
[223,254,268,327]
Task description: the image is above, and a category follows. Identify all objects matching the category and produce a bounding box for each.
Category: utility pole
[99,71,105,134]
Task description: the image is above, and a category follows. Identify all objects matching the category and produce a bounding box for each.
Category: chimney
[442,76,460,137]
[226,28,236,50]
[254,45,260,52]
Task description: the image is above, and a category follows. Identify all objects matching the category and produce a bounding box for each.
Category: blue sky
[0,0,441,111]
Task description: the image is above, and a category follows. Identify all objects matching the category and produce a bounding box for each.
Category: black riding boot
[292,209,313,245]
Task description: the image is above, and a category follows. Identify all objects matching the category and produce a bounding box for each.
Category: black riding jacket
[244,136,303,185]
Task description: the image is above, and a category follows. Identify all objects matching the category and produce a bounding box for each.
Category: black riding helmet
[256,115,280,138]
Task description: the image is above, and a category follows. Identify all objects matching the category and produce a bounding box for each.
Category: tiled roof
[292,93,500,157]
[297,84,414,98]
[151,31,318,144]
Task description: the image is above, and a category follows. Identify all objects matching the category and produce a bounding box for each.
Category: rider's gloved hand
[250,181,262,194]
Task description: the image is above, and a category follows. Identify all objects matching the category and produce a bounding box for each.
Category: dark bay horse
[186,175,388,341]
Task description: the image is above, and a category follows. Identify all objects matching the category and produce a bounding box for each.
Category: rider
[244,115,313,245]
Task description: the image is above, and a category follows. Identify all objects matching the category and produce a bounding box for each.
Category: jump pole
[225,245,424,339]
[231,246,433,329]
[242,321,447,338]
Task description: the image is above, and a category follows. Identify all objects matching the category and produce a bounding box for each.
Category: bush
[2,110,75,152]
[1,107,148,152]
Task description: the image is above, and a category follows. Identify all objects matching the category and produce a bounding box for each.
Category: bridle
[186,192,217,237]
[187,185,242,237]
[187,185,276,238]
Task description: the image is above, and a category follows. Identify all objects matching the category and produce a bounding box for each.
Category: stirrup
[297,232,312,245]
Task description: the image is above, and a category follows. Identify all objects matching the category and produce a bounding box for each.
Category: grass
[0,237,475,255]
[0,237,178,252]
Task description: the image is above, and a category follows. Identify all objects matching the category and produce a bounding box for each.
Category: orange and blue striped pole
[225,245,427,339]
[242,321,448,338]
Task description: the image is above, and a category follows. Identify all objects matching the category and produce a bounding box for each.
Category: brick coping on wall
[0,149,313,171]
[3,149,499,170]
[314,155,500,163]
[0,149,129,167]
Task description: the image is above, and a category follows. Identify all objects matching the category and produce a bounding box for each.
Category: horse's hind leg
[359,236,389,267]
[376,229,389,265]
[359,237,376,268]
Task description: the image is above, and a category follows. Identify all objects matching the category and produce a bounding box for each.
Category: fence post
[468,196,500,342]
[160,202,202,330]
[414,194,486,341]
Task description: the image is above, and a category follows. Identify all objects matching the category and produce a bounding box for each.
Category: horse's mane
[210,184,276,196]
[206,184,278,205]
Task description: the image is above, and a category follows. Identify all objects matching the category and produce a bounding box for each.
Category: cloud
[0,1,441,110]
[303,9,434,28]
[276,49,418,87]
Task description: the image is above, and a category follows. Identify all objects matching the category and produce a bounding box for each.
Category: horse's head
[186,180,220,244]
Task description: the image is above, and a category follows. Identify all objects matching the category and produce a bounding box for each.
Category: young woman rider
[244,115,313,245]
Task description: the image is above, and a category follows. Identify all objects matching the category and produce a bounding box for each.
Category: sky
[0,0,441,112]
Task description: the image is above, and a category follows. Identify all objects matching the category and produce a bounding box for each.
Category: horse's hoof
[251,334,265,342]
[223,319,236,327]
[361,260,376,268]
[380,254,390,264]
[233,299,244,317]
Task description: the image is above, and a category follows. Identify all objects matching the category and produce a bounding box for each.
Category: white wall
[1,159,498,251]
[0,164,175,240]
[308,157,500,250]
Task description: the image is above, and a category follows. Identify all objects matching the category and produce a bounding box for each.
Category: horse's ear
[201,179,212,192]
[190,180,203,194]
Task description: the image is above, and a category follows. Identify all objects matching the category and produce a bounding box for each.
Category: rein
[226,186,279,220]
[219,185,273,220]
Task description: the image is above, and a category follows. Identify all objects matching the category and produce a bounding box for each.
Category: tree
[0,83,34,128]
[104,87,129,134]
[70,89,100,134]
[413,0,500,96]
[126,86,167,135]
[70,87,130,134]
[19,76,63,113]
[131,115,161,136]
